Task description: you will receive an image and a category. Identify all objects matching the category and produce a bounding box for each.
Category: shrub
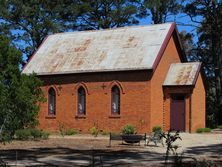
[90,126,99,137]
[30,128,43,139]
[15,129,31,140]
[0,131,11,144]
[152,126,162,133]
[161,130,182,163]
[41,131,50,139]
[65,129,78,135]
[122,124,136,135]
[15,129,49,140]
[196,128,211,133]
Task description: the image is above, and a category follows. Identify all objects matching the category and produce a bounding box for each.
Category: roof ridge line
[51,22,174,36]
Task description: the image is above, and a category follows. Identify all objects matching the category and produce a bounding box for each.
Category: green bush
[90,126,99,137]
[30,128,43,139]
[122,124,136,135]
[15,129,31,140]
[65,129,78,135]
[41,131,50,139]
[15,129,49,140]
[0,131,12,144]
[196,128,211,133]
[152,126,162,133]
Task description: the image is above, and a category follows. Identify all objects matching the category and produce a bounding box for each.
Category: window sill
[75,115,86,119]
[45,115,56,119]
[109,115,121,118]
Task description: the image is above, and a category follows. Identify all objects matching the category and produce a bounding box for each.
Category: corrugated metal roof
[163,62,201,86]
[22,23,174,75]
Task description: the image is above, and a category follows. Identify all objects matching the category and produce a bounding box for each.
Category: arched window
[111,86,120,115]
[78,87,86,115]
[48,87,56,115]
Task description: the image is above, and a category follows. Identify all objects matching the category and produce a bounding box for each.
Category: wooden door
[170,96,185,131]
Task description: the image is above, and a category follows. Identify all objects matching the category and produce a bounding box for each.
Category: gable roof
[22,23,179,75]
[163,62,201,86]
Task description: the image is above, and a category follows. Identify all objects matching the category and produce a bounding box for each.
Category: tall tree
[144,0,183,24]
[185,0,222,126]
[0,0,146,61]
[64,0,146,30]
[179,30,197,61]
[0,0,76,59]
[0,35,44,142]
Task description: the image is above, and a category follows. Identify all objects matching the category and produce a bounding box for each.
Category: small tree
[161,130,182,164]
[0,35,44,143]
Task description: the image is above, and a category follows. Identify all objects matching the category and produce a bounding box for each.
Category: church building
[22,23,205,133]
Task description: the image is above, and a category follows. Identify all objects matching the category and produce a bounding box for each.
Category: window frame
[48,87,56,116]
[77,86,86,115]
[111,85,120,115]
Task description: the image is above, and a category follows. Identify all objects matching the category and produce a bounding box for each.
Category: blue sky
[139,12,201,42]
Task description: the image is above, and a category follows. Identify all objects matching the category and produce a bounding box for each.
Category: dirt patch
[0,133,222,166]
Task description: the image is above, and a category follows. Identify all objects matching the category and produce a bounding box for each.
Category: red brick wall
[191,74,206,132]
[150,35,181,131]
[150,33,205,133]
[37,33,206,134]
[38,70,152,133]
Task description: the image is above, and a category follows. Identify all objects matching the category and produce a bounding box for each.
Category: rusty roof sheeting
[22,23,173,75]
[163,62,201,86]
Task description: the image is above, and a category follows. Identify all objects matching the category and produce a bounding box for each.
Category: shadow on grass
[185,143,222,156]
[182,143,222,166]
[0,147,165,166]
[1,142,222,166]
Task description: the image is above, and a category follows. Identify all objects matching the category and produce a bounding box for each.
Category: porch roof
[163,62,201,86]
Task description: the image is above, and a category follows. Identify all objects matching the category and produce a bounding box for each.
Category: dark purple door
[170,96,185,131]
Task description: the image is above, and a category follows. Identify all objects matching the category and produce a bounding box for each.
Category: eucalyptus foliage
[185,0,222,126]
[0,35,44,142]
